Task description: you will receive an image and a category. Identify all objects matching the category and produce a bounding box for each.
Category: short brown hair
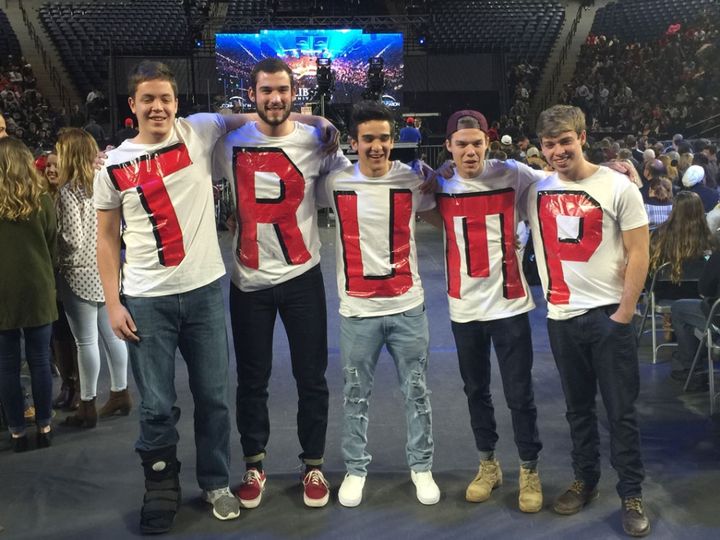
[128,60,178,97]
[250,58,294,90]
[536,105,586,139]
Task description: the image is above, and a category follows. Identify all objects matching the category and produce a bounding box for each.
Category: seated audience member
[699,143,718,188]
[692,152,717,190]
[641,159,666,197]
[644,177,674,231]
[0,137,57,452]
[525,147,548,170]
[706,203,720,237]
[649,191,716,299]
[683,165,719,213]
[658,155,679,185]
[677,152,694,182]
[670,250,720,387]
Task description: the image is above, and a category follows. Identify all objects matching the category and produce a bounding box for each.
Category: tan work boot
[466,459,502,502]
[518,467,543,513]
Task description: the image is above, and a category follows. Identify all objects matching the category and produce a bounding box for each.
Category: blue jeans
[230,264,328,465]
[0,325,53,434]
[671,299,707,371]
[340,304,433,476]
[547,305,645,499]
[451,313,542,462]
[123,280,231,490]
[59,275,128,400]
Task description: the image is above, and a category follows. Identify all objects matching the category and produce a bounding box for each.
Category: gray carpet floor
[1,225,719,539]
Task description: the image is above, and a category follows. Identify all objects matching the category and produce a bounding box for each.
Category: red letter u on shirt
[233,148,311,269]
[334,189,413,298]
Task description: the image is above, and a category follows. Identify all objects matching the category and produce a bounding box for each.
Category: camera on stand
[362,57,385,102]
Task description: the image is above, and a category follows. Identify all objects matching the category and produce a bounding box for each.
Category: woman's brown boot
[99,389,132,418]
[66,377,81,411]
[51,337,76,409]
[63,397,97,428]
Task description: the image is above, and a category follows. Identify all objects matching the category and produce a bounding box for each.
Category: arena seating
[425,0,564,66]
[223,0,390,31]
[0,9,22,62]
[38,0,190,95]
[592,0,717,43]
[569,0,720,132]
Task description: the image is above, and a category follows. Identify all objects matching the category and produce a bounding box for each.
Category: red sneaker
[303,469,330,508]
[236,468,266,509]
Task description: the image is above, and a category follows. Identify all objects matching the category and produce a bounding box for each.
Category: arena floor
[1,225,719,540]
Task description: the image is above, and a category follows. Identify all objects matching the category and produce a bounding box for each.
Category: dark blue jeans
[451,313,542,462]
[230,264,329,465]
[124,279,231,491]
[547,305,645,499]
[0,324,53,434]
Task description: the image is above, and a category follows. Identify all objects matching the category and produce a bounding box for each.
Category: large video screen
[216,30,403,107]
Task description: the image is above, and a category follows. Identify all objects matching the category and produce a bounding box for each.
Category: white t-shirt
[319,161,436,318]
[437,159,544,322]
[94,114,226,297]
[213,121,349,292]
[527,165,648,320]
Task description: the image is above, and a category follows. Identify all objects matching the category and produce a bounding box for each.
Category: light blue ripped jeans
[340,303,433,476]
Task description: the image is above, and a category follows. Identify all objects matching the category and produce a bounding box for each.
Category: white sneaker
[411,470,440,505]
[202,486,241,520]
[338,473,366,507]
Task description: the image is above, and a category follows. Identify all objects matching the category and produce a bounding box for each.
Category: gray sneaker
[203,487,241,520]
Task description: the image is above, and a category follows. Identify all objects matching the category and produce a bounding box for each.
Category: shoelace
[624,497,644,513]
[569,480,587,494]
[243,470,263,484]
[521,470,541,490]
[304,469,328,487]
[480,461,497,473]
[207,487,232,503]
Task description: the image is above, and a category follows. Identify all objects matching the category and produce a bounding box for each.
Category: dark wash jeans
[230,264,329,465]
[547,305,645,499]
[124,279,231,491]
[0,324,53,433]
[451,313,542,462]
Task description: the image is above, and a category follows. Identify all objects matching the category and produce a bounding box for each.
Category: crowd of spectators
[0,55,63,153]
[504,63,541,138]
[562,5,720,134]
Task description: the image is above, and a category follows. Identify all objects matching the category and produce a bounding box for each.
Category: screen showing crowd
[216,29,404,107]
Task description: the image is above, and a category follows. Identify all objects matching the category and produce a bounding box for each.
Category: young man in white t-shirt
[94,60,271,532]
[213,58,350,509]
[527,105,650,537]
[437,109,545,513]
[317,101,440,508]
